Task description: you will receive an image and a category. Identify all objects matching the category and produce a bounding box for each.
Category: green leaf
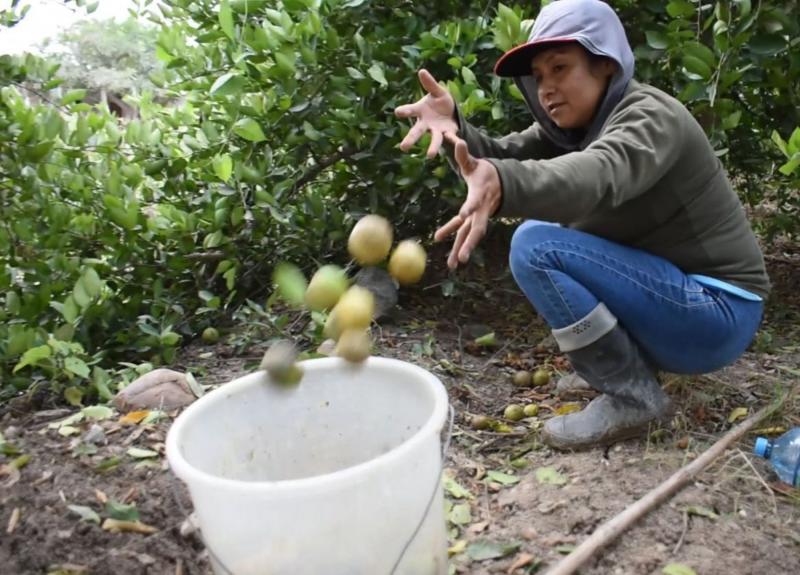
[64,386,84,406]
[535,466,568,486]
[778,154,800,176]
[233,118,266,142]
[82,268,102,298]
[219,0,235,39]
[662,564,698,575]
[485,470,521,485]
[722,111,742,131]
[274,51,296,75]
[346,66,365,80]
[733,0,751,18]
[727,406,748,423]
[683,42,716,68]
[466,539,520,561]
[68,504,100,524]
[13,345,52,373]
[82,405,114,420]
[58,425,81,436]
[367,63,387,87]
[272,262,307,306]
[682,55,712,79]
[95,456,122,473]
[105,500,140,521]
[210,72,246,97]
[442,474,473,499]
[666,0,695,18]
[127,447,159,459]
[60,89,87,105]
[213,154,233,182]
[749,34,786,55]
[204,230,224,249]
[65,357,91,378]
[645,30,669,50]
[474,332,496,347]
[771,130,788,156]
[49,412,85,429]
[62,296,79,324]
[93,367,114,401]
[685,505,719,520]
[160,331,181,346]
[73,278,92,308]
[448,502,472,525]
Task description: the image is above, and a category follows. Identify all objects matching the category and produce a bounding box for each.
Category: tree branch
[545,396,788,575]
[292,145,356,194]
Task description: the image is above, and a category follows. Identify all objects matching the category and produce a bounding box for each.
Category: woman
[394,0,768,450]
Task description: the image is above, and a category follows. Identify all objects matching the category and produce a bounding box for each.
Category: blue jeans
[508,221,763,374]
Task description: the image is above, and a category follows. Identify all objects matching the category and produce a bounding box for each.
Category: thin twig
[735,448,779,514]
[545,399,785,575]
[10,81,70,112]
[672,510,689,555]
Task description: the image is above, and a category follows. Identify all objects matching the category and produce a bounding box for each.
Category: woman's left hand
[435,133,502,269]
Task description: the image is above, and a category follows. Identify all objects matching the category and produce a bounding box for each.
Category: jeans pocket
[683,285,718,306]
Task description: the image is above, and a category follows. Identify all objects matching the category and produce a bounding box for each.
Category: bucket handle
[172,402,457,575]
[388,401,455,575]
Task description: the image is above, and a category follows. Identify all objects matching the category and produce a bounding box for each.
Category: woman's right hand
[394,69,458,159]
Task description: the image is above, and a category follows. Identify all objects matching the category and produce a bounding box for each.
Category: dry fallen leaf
[554,403,582,416]
[101,518,158,534]
[507,552,535,574]
[727,407,749,423]
[6,507,20,534]
[47,563,88,574]
[120,410,151,425]
[0,463,21,488]
[95,489,108,504]
[468,520,489,534]
[448,539,467,556]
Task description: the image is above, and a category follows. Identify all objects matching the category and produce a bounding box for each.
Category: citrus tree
[1,0,797,402]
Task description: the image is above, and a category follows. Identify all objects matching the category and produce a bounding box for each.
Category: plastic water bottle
[753,428,800,487]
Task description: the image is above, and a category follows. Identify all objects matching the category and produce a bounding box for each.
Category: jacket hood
[495,0,634,150]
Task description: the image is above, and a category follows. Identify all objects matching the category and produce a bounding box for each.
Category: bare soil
[1,232,799,575]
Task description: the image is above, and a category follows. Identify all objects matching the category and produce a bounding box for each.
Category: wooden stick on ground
[545,401,783,575]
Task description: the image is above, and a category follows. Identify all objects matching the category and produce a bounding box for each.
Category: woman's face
[531,44,616,130]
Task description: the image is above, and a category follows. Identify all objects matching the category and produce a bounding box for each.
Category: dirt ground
[1,231,799,575]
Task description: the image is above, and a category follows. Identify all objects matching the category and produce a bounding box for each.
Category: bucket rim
[165,356,449,492]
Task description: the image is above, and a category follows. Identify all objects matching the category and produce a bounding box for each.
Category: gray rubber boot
[542,304,673,450]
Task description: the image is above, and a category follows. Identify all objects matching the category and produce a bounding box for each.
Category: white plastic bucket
[166,356,450,575]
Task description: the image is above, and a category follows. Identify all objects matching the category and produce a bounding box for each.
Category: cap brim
[494,37,579,77]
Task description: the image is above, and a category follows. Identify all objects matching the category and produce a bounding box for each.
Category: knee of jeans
[509,220,563,274]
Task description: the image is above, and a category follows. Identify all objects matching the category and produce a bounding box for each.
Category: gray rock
[354,267,398,319]
[113,368,196,412]
[555,372,595,398]
[316,338,337,356]
[536,333,559,351]
[83,423,106,446]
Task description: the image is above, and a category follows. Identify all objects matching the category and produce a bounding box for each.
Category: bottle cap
[753,437,769,458]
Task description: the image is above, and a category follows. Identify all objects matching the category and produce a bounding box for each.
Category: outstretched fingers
[399,120,428,151]
[394,102,420,119]
[418,69,446,98]
[427,129,443,158]
[434,214,464,242]
[458,214,487,263]
[448,217,472,269]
